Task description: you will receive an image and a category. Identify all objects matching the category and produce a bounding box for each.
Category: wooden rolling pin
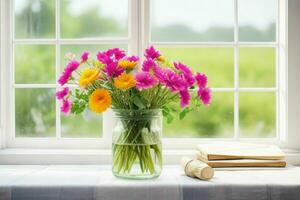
[181,157,214,180]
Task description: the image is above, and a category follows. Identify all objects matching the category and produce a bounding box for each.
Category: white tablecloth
[0,165,300,200]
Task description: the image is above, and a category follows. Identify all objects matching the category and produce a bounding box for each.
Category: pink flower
[153,67,166,82]
[174,62,192,75]
[97,51,113,65]
[81,51,89,62]
[144,46,161,60]
[97,48,126,65]
[127,55,139,62]
[173,62,195,88]
[179,90,191,108]
[197,87,212,105]
[58,71,71,85]
[195,72,208,88]
[182,73,196,88]
[65,60,80,72]
[103,62,124,78]
[159,69,187,92]
[58,60,80,85]
[135,71,158,90]
[55,87,69,100]
[142,59,157,72]
[61,99,72,114]
[106,48,126,60]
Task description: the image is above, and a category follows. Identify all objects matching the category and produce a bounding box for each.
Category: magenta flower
[106,48,126,60]
[127,55,139,62]
[65,60,80,73]
[173,62,195,88]
[144,46,161,60]
[179,90,191,108]
[174,62,192,75]
[182,73,196,88]
[153,66,165,82]
[135,71,158,90]
[197,87,212,105]
[81,51,89,62]
[58,60,80,85]
[58,71,71,86]
[61,99,71,114]
[97,48,125,65]
[97,51,113,65]
[160,69,187,92]
[55,87,69,100]
[195,72,208,88]
[142,59,157,72]
[103,62,124,78]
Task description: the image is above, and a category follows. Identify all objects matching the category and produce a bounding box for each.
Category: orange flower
[114,73,136,90]
[79,68,99,87]
[89,89,112,113]
[118,60,137,69]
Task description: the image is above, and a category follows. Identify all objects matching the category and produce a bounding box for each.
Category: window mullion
[278,0,287,143]
[3,0,14,148]
[140,0,150,57]
[234,0,239,140]
[128,0,139,55]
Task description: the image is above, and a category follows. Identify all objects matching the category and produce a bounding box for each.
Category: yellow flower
[79,68,99,87]
[114,73,136,90]
[157,56,166,62]
[118,60,137,69]
[89,89,112,113]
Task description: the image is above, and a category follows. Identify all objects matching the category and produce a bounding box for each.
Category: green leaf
[162,106,170,116]
[133,96,146,109]
[71,99,87,114]
[179,107,190,120]
[166,114,174,124]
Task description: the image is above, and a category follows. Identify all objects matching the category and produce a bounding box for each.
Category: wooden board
[197,143,285,161]
[196,152,286,168]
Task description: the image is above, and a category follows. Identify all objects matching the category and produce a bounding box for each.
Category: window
[150,0,284,141]
[0,0,288,150]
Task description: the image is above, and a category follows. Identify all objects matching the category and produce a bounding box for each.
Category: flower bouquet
[56,46,211,179]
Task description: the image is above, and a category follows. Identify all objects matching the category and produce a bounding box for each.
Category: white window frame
[1,0,299,160]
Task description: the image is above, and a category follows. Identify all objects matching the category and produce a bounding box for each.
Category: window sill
[0,148,300,165]
[1,165,300,200]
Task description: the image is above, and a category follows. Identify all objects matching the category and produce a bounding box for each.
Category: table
[0,165,300,200]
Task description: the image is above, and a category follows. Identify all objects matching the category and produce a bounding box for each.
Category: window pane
[151,0,234,42]
[158,47,234,88]
[239,48,276,87]
[15,45,55,84]
[239,93,276,138]
[61,110,102,138]
[239,0,277,42]
[60,45,127,72]
[15,0,55,38]
[15,89,56,137]
[164,92,234,138]
[60,0,128,38]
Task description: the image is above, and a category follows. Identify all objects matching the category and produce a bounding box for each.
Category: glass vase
[112,109,163,179]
